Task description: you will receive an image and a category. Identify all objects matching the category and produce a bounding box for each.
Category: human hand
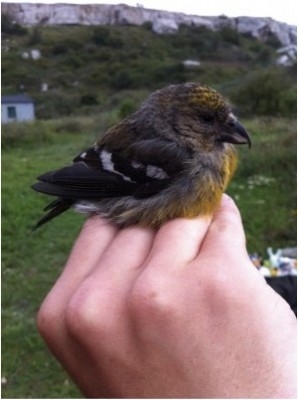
[37,195,297,398]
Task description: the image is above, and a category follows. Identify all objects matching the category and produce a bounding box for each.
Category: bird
[32,82,251,229]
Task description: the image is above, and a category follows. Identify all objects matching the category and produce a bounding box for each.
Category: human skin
[37,195,297,398]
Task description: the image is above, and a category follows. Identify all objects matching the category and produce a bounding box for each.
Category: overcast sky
[4,0,297,25]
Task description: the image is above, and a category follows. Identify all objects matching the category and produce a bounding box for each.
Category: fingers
[37,217,117,344]
[38,195,247,345]
[66,225,155,328]
[145,214,213,271]
[37,218,154,375]
[127,215,214,327]
[39,216,154,325]
[64,215,118,275]
[39,216,117,313]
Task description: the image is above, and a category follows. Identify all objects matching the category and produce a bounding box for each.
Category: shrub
[220,26,241,45]
[34,92,80,119]
[1,13,27,36]
[52,43,68,55]
[230,68,297,117]
[80,93,99,106]
[156,62,184,82]
[142,21,153,31]
[111,70,134,89]
[1,120,54,148]
[28,26,42,45]
[118,99,137,119]
[92,26,111,46]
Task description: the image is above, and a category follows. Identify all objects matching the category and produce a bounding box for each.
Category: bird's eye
[201,114,215,124]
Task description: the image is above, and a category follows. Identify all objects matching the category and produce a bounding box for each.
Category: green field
[1,115,297,398]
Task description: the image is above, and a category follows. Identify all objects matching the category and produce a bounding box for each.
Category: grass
[227,117,297,253]
[2,122,87,398]
[1,116,297,398]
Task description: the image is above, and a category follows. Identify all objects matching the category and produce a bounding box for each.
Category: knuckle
[129,274,178,326]
[64,283,107,337]
[208,209,246,249]
[63,279,124,343]
[198,268,236,311]
[220,214,238,233]
[64,294,89,335]
[36,307,51,338]
[37,293,62,338]
[65,286,100,336]
[213,208,239,233]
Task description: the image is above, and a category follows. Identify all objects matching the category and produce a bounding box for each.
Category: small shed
[1,94,35,124]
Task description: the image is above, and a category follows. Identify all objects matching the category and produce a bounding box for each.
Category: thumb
[199,194,250,264]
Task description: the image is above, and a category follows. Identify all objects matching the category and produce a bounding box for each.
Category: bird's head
[151,83,251,151]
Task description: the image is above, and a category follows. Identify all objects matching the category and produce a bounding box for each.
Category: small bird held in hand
[32,82,251,229]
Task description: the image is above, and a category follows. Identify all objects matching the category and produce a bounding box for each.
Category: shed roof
[1,94,34,104]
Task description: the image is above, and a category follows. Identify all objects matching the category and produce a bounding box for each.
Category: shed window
[8,106,17,119]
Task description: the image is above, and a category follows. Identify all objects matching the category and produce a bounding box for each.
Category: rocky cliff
[1,2,296,47]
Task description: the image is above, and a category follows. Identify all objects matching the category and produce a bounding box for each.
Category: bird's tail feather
[33,198,73,230]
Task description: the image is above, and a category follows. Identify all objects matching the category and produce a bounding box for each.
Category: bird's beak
[221,120,251,148]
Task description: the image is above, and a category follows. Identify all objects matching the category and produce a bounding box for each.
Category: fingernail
[221,194,233,204]
[221,194,238,211]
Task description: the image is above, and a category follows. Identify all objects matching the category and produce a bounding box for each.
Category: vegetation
[229,66,297,117]
[1,14,297,398]
[1,13,27,36]
[1,16,296,119]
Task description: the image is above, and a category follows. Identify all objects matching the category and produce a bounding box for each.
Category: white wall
[1,103,35,124]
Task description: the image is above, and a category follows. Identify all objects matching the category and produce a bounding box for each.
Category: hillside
[1,12,296,120]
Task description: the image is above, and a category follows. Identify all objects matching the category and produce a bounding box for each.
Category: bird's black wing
[32,138,191,227]
[125,138,193,176]
[32,161,138,198]
[33,138,190,199]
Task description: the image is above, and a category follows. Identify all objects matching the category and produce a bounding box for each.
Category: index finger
[39,216,118,315]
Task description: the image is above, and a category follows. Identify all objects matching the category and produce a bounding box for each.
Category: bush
[92,26,123,48]
[52,43,68,55]
[34,92,80,119]
[54,118,84,134]
[92,26,111,46]
[80,93,99,106]
[230,68,297,117]
[111,70,134,89]
[1,120,55,148]
[28,26,42,45]
[118,99,137,119]
[142,21,152,31]
[151,62,186,85]
[1,13,27,36]
[220,26,241,45]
